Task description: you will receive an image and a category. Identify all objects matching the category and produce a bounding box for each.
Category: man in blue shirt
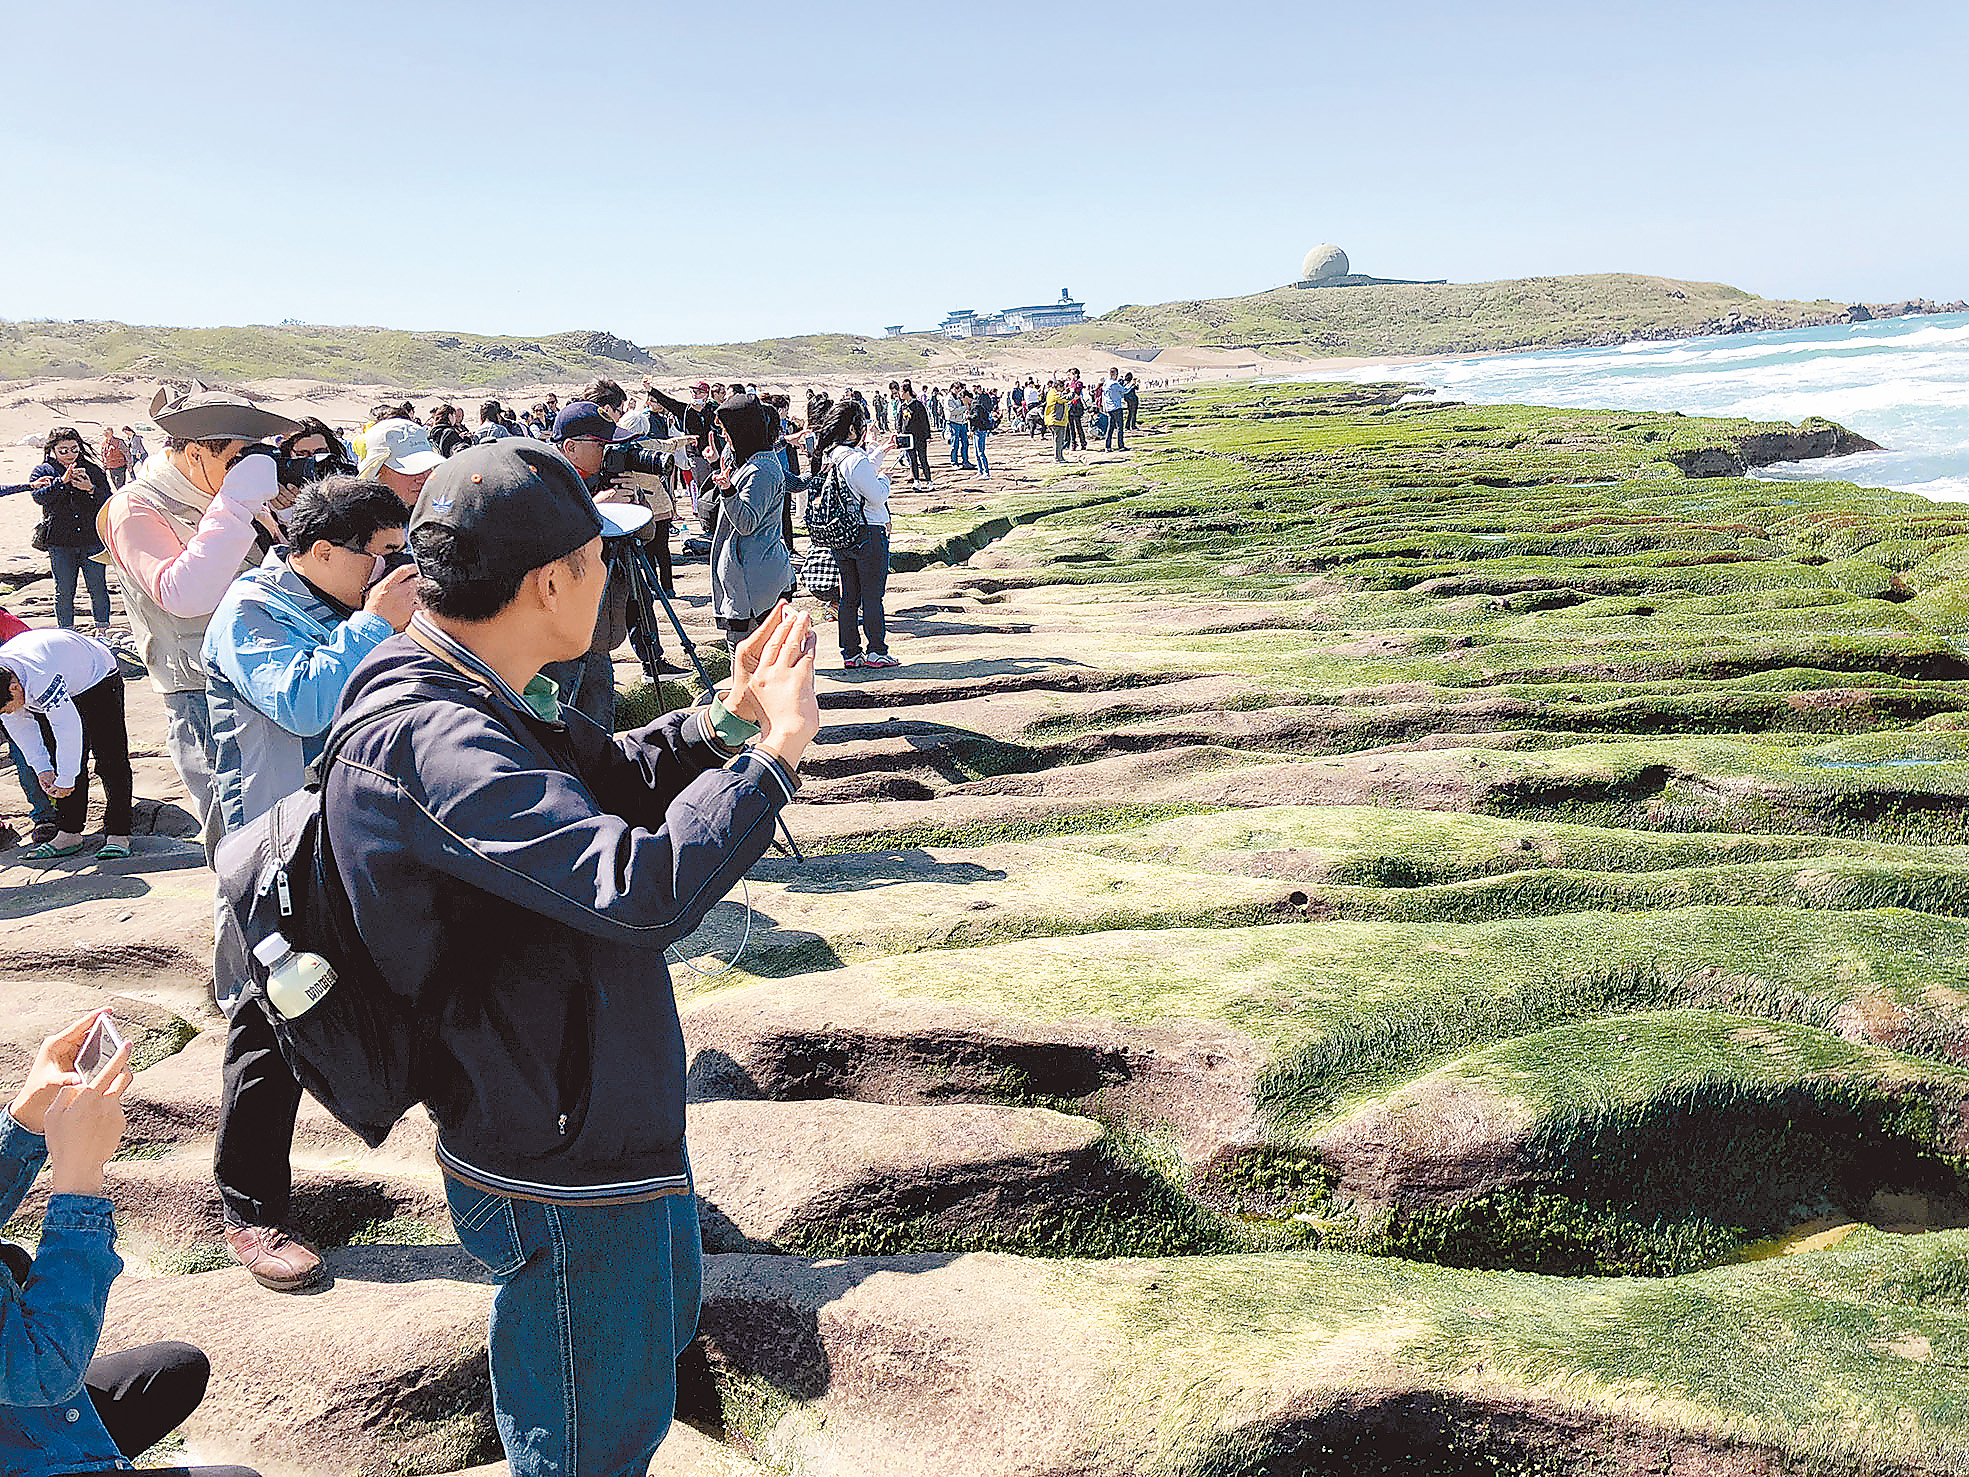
[1101,367,1130,451]
[201,475,422,1294]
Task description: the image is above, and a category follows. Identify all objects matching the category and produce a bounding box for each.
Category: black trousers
[1104,406,1128,451]
[59,1336,258,1474]
[905,440,932,484]
[1068,406,1087,450]
[837,527,890,658]
[648,520,675,590]
[213,997,302,1228]
[54,672,133,836]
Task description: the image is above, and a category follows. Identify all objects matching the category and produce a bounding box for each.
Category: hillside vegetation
[0,273,1871,388]
[1040,272,1850,355]
[0,319,946,389]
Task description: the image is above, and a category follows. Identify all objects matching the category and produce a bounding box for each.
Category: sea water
[1322,312,1969,503]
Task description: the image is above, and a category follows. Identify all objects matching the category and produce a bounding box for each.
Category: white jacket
[827,443,894,528]
[0,628,115,785]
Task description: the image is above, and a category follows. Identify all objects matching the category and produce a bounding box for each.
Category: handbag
[798,545,842,604]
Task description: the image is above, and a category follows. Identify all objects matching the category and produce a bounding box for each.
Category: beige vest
[102,463,262,695]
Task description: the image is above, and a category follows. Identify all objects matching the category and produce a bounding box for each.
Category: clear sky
[3,0,1963,346]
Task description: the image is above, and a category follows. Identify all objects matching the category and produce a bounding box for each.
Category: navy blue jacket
[30,461,111,552]
[325,629,794,1202]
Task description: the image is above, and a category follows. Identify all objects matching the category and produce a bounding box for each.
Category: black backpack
[212,693,431,1148]
[801,455,869,550]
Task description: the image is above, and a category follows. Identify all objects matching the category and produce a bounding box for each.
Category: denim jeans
[446,1178,702,1477]
[1104,405,1128,451]
[48,546,111,628]
[972,428,990,477]
[947,422,970,466]
[161,688,221,861]
[838,526,890,658]
[6,721,55,827]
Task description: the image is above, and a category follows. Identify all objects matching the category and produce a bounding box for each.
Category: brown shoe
[224,1224,324,1291]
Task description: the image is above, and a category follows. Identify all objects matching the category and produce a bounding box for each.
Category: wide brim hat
[149,382,300,442]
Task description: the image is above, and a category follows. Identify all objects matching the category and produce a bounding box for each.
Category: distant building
[940,290,1086,339]
[882,324,907,337]
[1291,243,1443,290]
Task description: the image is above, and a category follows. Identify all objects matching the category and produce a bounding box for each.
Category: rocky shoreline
[9,387,1969,1474]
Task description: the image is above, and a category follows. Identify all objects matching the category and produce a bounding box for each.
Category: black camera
[363,547,416,595]
[236,442,356,488]
[599,440,669,483]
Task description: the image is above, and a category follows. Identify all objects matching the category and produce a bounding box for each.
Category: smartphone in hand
[75,1015,126,1085]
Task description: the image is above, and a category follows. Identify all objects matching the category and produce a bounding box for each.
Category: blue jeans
[48,546,110,628]
[7,722,55,827]
[1104,404,1127,450]
[446,1177,702,1477]
[838,526,890,658]
[973,428,990,476]
[947,422,970,466]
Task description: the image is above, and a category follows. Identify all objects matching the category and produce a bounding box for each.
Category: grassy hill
[1037,273,1850,356]
[0,320,946,389]
[0,273,1870,388]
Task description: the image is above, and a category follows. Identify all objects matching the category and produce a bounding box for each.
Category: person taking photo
[1,1009,260,1477]
[99,385,301,860]
[30,428,116,634]
[200,477,420,1292]
[319,440,818,1476]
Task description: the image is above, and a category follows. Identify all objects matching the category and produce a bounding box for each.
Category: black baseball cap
[410,441,602,584]
[550,401,635,444]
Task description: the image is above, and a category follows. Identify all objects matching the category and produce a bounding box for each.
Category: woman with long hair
[30,427,115,631]
[810,398,902,669]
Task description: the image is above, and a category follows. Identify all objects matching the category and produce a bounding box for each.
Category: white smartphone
[75,1015,126,1085]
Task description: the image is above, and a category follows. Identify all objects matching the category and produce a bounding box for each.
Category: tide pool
[1324,312,1969,502]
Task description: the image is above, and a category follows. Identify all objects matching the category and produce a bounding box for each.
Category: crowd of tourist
[0,364,1147,1477]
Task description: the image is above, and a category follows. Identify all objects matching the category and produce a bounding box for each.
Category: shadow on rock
[323,1242,495,1286]
[0,872,152,918]
[758,848,1008,895]
[671,898,844,979]
[683,1252,964,1429]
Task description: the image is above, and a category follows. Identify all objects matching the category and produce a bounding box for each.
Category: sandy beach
[0,346,1420,488]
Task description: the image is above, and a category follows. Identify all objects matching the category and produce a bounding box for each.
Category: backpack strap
[307,692,433,793]
[272,690,438,972]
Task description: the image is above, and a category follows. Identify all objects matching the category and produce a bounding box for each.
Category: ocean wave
[1336,313,1969,504]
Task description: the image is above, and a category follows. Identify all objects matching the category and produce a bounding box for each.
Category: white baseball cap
[360,418,444,477]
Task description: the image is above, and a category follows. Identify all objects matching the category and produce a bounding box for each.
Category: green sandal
[24,841,85,860]
[96,841,132,861]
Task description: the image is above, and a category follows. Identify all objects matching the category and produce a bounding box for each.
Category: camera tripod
[607,524,706,690]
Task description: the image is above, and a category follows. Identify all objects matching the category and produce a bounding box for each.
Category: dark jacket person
[324,440,820,1476]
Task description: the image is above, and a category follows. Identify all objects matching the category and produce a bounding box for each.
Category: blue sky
[2,0,1962,345]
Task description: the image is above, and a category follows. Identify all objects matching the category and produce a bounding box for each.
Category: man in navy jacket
[324,441,819,1477]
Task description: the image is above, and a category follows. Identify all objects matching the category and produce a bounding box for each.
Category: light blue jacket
[203,549,394,837]
[0,1110,132,1476]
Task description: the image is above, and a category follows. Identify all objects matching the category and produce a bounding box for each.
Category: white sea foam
[1320,313,1969,504]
